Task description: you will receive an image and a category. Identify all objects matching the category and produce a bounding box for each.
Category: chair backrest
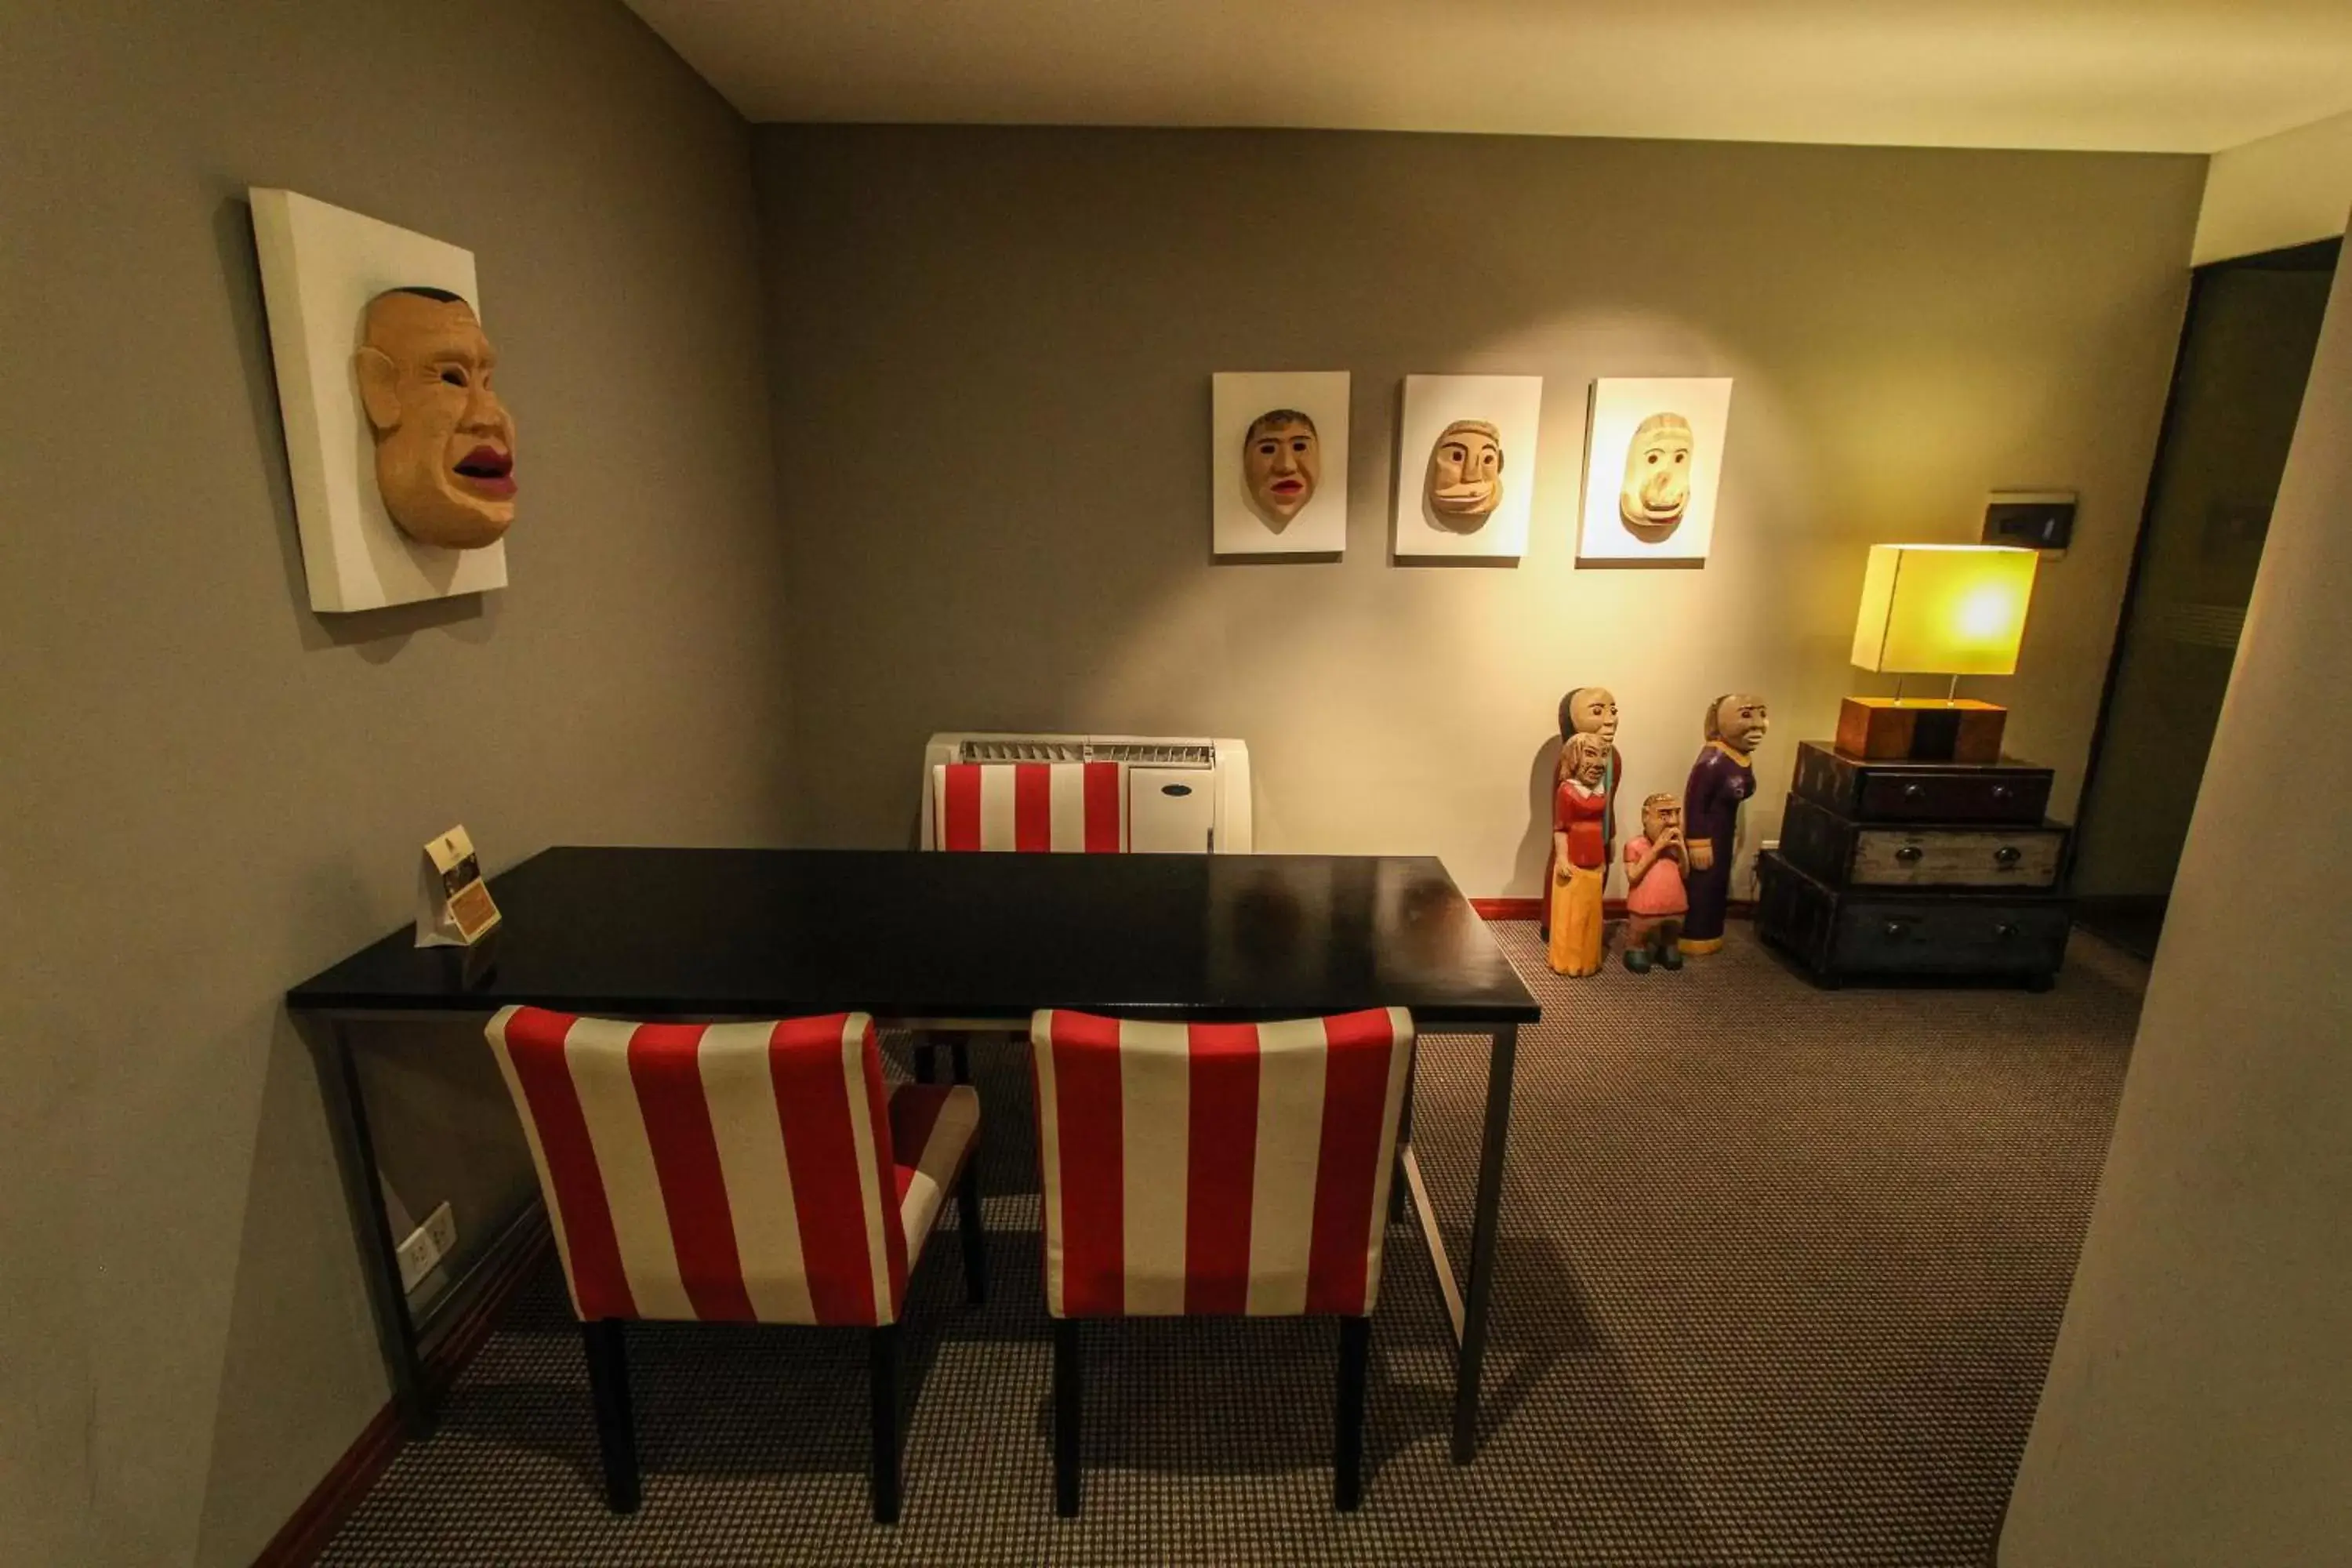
[933,760,1125,852]
[1029,1007,1414,1319]
[485,1006,909,1327]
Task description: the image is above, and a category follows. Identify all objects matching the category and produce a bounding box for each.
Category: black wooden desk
[287,847,1541,1462]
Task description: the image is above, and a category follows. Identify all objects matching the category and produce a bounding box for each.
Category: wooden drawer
[1793,740,2052,826]
[1779,795,2066,890]
[1755,851,2068,988]
[1829,898,2071,977]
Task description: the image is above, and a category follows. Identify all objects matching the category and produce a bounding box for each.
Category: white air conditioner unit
[920,732,1253,853]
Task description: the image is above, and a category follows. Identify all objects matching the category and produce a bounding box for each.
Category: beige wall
[0,2,788,1564]
[2001,214,2352,1566]
[2193,110,2352,265]
[756,127,2201,894]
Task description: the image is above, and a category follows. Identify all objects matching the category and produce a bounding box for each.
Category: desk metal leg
[1452,1022,1517,1465]
[314,1018,433,1435]
[1390,1036,1417,1221]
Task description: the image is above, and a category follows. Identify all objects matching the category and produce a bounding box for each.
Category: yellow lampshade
[1849,544,2038,676]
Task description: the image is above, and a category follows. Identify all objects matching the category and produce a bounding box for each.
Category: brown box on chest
[1836,697,2006,764]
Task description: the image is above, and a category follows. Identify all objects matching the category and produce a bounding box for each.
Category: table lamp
[1840,543,2038,763]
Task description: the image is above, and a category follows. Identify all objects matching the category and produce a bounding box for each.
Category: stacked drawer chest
[1755,741,2072,989]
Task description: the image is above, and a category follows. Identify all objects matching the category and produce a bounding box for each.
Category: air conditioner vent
[959,738,1087,763]
[1088,742,1214,768]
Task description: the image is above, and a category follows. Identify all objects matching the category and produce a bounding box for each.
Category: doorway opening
[2071,237,2341,959]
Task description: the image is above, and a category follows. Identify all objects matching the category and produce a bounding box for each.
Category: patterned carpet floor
[321,924,2145,1566]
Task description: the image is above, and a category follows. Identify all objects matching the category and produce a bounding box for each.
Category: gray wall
[756,126,2201,895]
[0,3,789,1563]
[2002,213,2352,1566]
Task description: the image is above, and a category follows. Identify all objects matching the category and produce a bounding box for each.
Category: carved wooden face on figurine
[1426,420,1504,526]
[1562,686,1620,747]
[1641,793,1682,842]
[1242,409,1321,524]
[1710,693,1770,755]
[1564,732,1609,789]
[355,288,517,549]
[1619,412,1695,541]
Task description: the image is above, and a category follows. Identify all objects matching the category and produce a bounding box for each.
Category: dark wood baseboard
[1472,897,1755,922]
[253,1211,552,1567]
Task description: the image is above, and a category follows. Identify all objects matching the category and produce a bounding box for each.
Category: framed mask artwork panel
[1577,377,1734,564]
[250,188,510,612]
[1393,375,1544,561]
[1210,372,1351,558]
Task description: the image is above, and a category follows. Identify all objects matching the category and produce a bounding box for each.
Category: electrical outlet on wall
[397,1200,458,1294]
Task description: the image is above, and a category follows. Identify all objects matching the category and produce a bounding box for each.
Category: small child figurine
[1621,793,1690,973]
[1548,733,1610,978]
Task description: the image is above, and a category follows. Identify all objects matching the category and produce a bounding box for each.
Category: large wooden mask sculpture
[1242,408,1321,525]
[1426,419,1504,528]
[1618,412,1694,543]
[354,287,517,550]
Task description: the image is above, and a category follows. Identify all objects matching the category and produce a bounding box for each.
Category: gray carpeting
[321,924,2144,1566]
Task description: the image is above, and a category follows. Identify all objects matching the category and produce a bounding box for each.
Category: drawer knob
[1994,846,2022,866]
[1902,783,1925,800]
[1992,786,2015,800]
[1883,920,1913,939]
[1895,846,1924,863]
[1995,922,2020,940]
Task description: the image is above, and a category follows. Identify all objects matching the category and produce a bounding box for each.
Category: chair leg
[950,1039,971,1084]
[869,1324,902,1525]
[912,1039,937,1083]
[1053,1319,1083,1517]
[582,1319,640,1515]
[1335,1316,1370,1512]
[956,1158,989,1304]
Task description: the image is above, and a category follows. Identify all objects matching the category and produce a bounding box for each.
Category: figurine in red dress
[1548,733,1610,977]
[1541,686,1621,938]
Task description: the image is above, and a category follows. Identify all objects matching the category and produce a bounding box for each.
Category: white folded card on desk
[417,826,501,948]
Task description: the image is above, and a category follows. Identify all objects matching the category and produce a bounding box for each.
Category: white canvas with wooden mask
[1393,375,1544,561]
[250,187,513,611]
[1210,372,1351,558]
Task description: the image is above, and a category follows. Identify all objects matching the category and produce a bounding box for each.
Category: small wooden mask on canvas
[1242,408,1321,525]
[354,288,517,549]
[1619,412,1694,542]
[1425,419,1504,528]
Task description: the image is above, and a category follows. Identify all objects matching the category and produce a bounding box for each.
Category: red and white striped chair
[931,760,1126,855]
[918,760,1130,1085]
[1028,1006,1415,1513]
[485,1006,984,1523]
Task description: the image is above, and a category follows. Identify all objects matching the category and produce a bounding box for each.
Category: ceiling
[624,0,2352,154]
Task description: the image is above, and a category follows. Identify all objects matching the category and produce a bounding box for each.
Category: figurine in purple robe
[1681,692,1769,954]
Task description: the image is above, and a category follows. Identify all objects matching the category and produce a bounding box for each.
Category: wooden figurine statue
[1681,692,1769,955]
[1541,685,1622,938]
[1621,793,1690,972]
[1548,732,1610,977]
